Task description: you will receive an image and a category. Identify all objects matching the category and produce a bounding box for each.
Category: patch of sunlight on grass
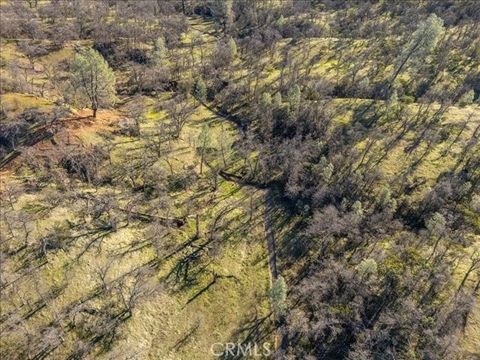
[39,47,73,66]
[75,128,105,145]
[0,93,53,115]
[0,40,23,63]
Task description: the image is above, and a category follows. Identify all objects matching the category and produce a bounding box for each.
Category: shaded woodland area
[0,1,479,359]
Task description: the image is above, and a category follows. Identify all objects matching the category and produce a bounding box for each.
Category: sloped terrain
[1,1,479,359]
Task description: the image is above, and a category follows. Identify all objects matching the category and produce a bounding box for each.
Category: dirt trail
[202,101,288,356]
[264,189,278,281]
[264,188,289,358]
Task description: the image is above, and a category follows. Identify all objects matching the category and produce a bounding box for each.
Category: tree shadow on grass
[171,319,201,351]
[218,312,275,360]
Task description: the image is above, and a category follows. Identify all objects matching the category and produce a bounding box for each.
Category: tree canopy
[70,47,116,117]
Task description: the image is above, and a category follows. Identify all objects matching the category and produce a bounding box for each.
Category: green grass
[0,93,53,115]
[1,13,478,359]
[0,88,271,359]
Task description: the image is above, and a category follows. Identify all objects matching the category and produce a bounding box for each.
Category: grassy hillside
[0,100,273,359]
[1,1,479,359]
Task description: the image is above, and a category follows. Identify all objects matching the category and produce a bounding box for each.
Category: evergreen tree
[269,276,287,317]
[227,37,237,59]
[392,14,444,85]
[273,92,282,107]
[70,48,115,118]
[152,36,167,66]
[288,85,301,112]
[193,78,207,103]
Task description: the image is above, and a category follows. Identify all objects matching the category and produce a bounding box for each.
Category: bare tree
[165,96,195,139]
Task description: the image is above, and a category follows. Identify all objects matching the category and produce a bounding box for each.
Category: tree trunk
[93,108,97,118]
[195,214,200,239]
